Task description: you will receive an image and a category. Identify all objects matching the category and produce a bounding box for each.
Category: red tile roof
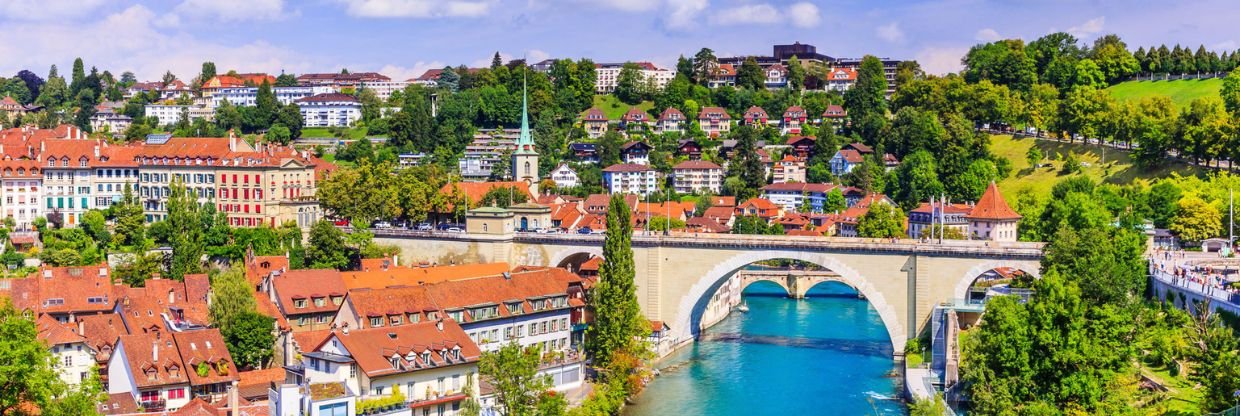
[237,367,286,400]
[271,269,347,316]
[321,320,481,378]
[658,107,684,121]
[173,329,239,386]
[341,263,512,290]
[743,106,768,122]
[837,149,864,163]
[3,264,115,315]
[582,108,607,121]
[602,163,653,173]
[762,182,837,193]
[967,183,1021,220]
[823,104,847,117]
[346,268,587,326]
[673,160,721,170]
[621,108,649,123]
[117,331,189,389]
[438,181,533,206]
[697,106,730,120]
[36,314,86,346]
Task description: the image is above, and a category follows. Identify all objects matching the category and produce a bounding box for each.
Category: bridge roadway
[364,228,1045,355]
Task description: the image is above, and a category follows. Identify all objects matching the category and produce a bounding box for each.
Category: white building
[90,111,133,135]
[672,160,723,194]
[296,321,481,415]
[211,86,335,109]
[37,315,96,388]
[2,159,44,230]
[594,62,675,94]
[144,105,193,127]
[602,163,660,197]
[295,93,362,128]
[549,163,579,189]
[359,80,410,101]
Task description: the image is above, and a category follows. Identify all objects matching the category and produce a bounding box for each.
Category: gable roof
[341,263,512,290]
[673,160,721,170]
[967,183,1021,220]
[271,269,347,316]
[621,107,649,122]
[173,329,239,386]
[323,320,481,377]
[658,107,685,121]
[582,108,607,121]
[117,332,189,388]
[697,106,730,120]
[439,181,533,206]
[836,149,864,163]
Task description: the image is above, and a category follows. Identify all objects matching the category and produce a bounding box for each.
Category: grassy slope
[587,95,654,119]
[990,134,1204,204]
[1105,78,1223,108]
[301,127,368,139]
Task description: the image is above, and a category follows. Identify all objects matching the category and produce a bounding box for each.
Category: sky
[0,0,1237,82]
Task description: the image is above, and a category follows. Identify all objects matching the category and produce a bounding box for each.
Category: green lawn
[1105,78,1223,109]
[1140,362,1201,415]
[587,95,654,119]
[990,134,1204,203]
[301,126,368,139]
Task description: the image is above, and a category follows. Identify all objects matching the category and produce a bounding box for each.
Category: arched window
[524,161,531,176]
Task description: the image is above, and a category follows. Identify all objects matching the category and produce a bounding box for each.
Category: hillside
[989,134,1204,204]
[1105,78,1223,109]
[585,95,654,119]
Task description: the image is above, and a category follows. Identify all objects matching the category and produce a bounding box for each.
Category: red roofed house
[268,269,347,332]
[785,135,815,158]
[108,331,192,412]
[822,104,847,128]
[172,329,240,400]
[676,139,703,160]
[299,320,482,411]
[708,64,737,88]
[829,148,865,176]
[966,183,1021,241]
[907,200,973,239]
[835,193,895,237]
[781,106,808,135]
[656,107,686,134]
[825,67,858,92]
[742,106,769,127]
[698,106,732,137]
[765,64,789,88]
[620,107,651,131]
[772,155,806,184]
[37,314,97,388]
[3,264,115,321]
[737,198,783,220]
[581,108,608,138]
[672,160,723,194]
[602,163,659,197]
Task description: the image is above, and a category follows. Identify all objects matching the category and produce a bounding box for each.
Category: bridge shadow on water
[699,331,894,359]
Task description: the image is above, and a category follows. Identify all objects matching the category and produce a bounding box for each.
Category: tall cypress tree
[585,195,645,365]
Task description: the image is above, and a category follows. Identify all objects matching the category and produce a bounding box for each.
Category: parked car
[535,228,556,234]
[577,227,592,235]
[333,219,350,227]
[446,227,464,233]
[373,221,391,229]
[415,222,433,231]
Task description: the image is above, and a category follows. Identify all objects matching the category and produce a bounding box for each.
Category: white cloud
[1067,16,1105,38]
[591,0,661,12]
[1211,40,1238,51]
[877,22,905,44]
[711,4,780,25]
[175,0,286,21]
[379,62,444,81]
[338,0,493,18]
[0,0,110,21]
[975,28,1001,42]
[664,0,708,30]
[787,2,821,29]
[0,5,309,81]
[916,46,969,75]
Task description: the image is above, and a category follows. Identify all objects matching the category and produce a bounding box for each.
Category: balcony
[139,399,166,412]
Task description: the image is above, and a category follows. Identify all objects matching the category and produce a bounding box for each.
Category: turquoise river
[626,281,906,415]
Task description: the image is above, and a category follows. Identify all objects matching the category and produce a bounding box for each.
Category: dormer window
[390,356,400,369]
[145,368,156,381]
[422,352,433,366]
[408,313,420,323]
[390,315,402,325]
[294,299,306,308]
[369,317,383,327]
[314,298,324,307]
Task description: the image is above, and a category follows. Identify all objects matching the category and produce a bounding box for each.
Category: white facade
[211,86,335,109]
[51,340,96,388]
[42,160,94,228]
[90,112,132,135]
[602,167,660,197]
[303,335,479,415]
[672,167,723,194]
[93,167,139,209]
[594,64,675,94]
[144,105,192,127]
[107,343,193,412]
[549,164,579,189]
[299,100,362,128]
[2,171,42,230]
[359,81,410,101]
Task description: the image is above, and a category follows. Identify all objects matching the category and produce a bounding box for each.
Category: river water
[626,281,906,415]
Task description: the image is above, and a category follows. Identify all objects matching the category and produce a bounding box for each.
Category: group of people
[1151,247,1240,301]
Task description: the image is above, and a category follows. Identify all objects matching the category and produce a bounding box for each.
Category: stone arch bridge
[368,230,1044,354]
[737,269,850,299]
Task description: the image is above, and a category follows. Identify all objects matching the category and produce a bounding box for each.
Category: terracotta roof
[237,368,286,400]
[783,106,806,118]
[828,67,858,81]
[844,142,873,154]
[837,149,864,163]
[697,106,730,120]
[116,331,189,389]
[36,314,86,346]
[708,196,737,207]
[346,268,587,326]
[673,160,721,170]
[658,107,684,121]
[703,206,735,221]
[172,397,218,416]
[602,163,653,173]
[967,183,1021,220]
[582,108,607,121]
[910,201,973,215]
[579,256,602,272]
[271,269,346,316]
[739,198,780,212]
[3,264,115,315]
[117,277,210,332]
[341,263,512,290]
[823,104,847,117]
[246,255,289,287]
[292,330,333,355]
[685,217,730,233]
[621,108,649,122]
[650,320,667,332]
[77,313,128,359]
[204,74,276,89]
[320,320,482,378]
[253,290,290,331]
[743,106,769,122]
[173,329,239,386]
[785,135,815,146]
[100,392,138,415]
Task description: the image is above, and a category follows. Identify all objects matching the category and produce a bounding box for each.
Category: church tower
[512,70,539,195]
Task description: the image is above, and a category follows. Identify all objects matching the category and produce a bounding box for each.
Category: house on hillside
[581,108,608,138]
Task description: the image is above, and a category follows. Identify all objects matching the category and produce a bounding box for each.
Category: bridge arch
[674,250,906,353]
[952,259,1042,302]
[548,247,603,270]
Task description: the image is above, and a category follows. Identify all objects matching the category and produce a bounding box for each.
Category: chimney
[77,320,85,336]
[94,144,100,158]
[228,381,240,416]
[168,289,175,304]
[152,340,158,362]
[435,319,444,331]
[228,129,237,151]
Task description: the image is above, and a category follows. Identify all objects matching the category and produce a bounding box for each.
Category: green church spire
[515,69,536,155]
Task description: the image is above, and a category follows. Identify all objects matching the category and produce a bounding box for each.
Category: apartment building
[602,163,659,197]
[672,160,723,194]
[295,93,362,128]
[594,62,675,94]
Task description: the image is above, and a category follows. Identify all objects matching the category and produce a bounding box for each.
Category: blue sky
[0,0,1236,82]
